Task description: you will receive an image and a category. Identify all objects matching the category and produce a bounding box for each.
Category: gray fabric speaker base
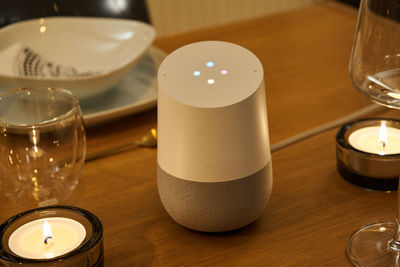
[157,162,272,232]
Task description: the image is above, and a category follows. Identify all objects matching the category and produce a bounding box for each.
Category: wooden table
[1,1,399,266]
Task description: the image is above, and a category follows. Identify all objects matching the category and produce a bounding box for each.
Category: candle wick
[379,140,386,149]
[44,236,53,245]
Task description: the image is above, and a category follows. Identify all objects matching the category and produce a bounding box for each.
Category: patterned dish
[0,17,155,99]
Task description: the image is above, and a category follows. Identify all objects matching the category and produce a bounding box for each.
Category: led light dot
[207,79,215,84]
[220,70,228,75]
[206,61,214,68]
[193,71,201,76]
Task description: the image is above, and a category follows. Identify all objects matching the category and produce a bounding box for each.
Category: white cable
[270,104,384,152]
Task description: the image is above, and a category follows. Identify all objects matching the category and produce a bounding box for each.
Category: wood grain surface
[1,2,400,266]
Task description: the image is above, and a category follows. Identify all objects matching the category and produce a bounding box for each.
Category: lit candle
[8,217,86,259]
[348,122,400,155]
[0,206,103,266]
[336,118,400,191]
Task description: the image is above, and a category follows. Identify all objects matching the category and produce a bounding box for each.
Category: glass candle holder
[0,87,86,208]
[0,206,103,266]
[336,118,400,191]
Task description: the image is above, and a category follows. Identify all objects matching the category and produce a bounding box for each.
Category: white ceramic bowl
[0,17,155,99]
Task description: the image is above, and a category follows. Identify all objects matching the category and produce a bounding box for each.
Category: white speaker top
[158,41,270,182]
[158,41,264,108]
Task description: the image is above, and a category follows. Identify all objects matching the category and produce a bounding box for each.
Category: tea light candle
[0,206,103,266]
[8,217,86,259]
[348,122,400,155]
[336,118,400,190]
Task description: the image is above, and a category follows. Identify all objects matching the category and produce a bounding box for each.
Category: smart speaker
[157,41,272,232]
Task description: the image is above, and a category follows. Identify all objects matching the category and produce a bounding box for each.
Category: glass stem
[391,178,400,251]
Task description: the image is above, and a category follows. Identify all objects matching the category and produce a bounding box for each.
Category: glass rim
[0,87,81,128]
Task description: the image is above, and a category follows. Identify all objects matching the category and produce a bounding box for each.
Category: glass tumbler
[0,87,86,208]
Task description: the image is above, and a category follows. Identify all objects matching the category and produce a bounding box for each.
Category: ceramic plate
[81,46,166,126]
[0,17,155,99]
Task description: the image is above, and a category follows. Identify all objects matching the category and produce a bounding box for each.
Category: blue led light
[206,61,214,68]
[193,70,201,76]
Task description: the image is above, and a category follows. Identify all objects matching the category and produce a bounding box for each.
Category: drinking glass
[348,0,400,265]
[0,87,86,208]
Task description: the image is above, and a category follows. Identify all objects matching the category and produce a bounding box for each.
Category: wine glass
[0,87,86,208]
[348,0,400,265]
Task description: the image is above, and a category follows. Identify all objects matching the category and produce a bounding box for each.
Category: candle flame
[43,220,53,245]
[379,122,388,153]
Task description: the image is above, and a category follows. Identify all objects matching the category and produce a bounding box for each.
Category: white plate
[0,17,155,99]
[81,46,166,126]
